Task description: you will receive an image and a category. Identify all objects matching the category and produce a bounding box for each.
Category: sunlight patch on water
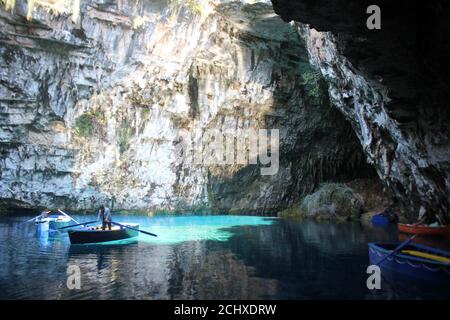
[133,215,276,244]
[139,225,234,244]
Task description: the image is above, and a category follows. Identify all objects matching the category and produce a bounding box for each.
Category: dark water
[0,214,448,300]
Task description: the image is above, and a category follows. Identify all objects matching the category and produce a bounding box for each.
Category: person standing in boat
[98,205,112,230]
[38,208,51,220]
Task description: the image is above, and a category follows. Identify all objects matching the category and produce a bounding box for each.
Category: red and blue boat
[368,242,450,284]
[398,223,450,237]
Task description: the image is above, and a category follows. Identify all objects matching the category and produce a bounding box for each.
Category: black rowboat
[68,223,139,244]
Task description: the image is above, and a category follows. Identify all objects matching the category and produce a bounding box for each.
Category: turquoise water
[116,215,276,244]
[30,214,276,246]
[0,214,448,299]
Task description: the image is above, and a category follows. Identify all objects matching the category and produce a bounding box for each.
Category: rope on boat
[393,258,407,265]
[369,247,450,275]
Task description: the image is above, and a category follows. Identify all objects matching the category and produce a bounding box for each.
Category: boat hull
[368,242,450,284]
[49,217,72,230]
[398,224,450,236]
[36,216,71,228]
[68,224,139,244]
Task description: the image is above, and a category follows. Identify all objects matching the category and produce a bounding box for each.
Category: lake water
[0,214,448,300]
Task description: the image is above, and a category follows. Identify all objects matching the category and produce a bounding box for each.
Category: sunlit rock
[0,0,374,213]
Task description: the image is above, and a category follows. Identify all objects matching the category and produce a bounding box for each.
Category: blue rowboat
[368,242,450,284]
[68,223,139,244]
[371,214,390,226]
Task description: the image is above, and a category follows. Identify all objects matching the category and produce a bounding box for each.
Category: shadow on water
[203,219,396,299]
[216,219,449,299]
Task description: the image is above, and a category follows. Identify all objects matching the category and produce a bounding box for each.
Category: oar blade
[138,229,158,237]
[111,221,157,237]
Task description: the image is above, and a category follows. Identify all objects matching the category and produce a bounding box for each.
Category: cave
[0,0,449,302]
[272,0,450,223]
[0,0,382,217]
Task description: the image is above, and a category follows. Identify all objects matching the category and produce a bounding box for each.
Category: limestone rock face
[272,0,450,222]
[279,183,363,220]
[0,0,372,213]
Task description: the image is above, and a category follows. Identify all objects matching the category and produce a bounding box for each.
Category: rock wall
[0,0,373,213]
[272,0,450,222]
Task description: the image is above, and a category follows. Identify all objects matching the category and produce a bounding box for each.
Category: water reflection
[0,215,448,299]
[37,225,50,247]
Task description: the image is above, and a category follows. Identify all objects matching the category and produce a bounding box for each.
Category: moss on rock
[278,205,302,218]
[74,110,105,138]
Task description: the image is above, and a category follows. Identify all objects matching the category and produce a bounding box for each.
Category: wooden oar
[58,209,80,224]
[401,250,450,263]
[376,235,417,266]
[58,220,98,230]
[111,221,157,237]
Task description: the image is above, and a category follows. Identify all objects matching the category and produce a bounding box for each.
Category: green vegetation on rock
[74,110,104,138]
[300,69,323,99]
[118,117,132,154]
[277,205,301,218]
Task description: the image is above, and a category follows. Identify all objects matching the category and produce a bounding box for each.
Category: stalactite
[71,0,80,23]
[26,0,34,20]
